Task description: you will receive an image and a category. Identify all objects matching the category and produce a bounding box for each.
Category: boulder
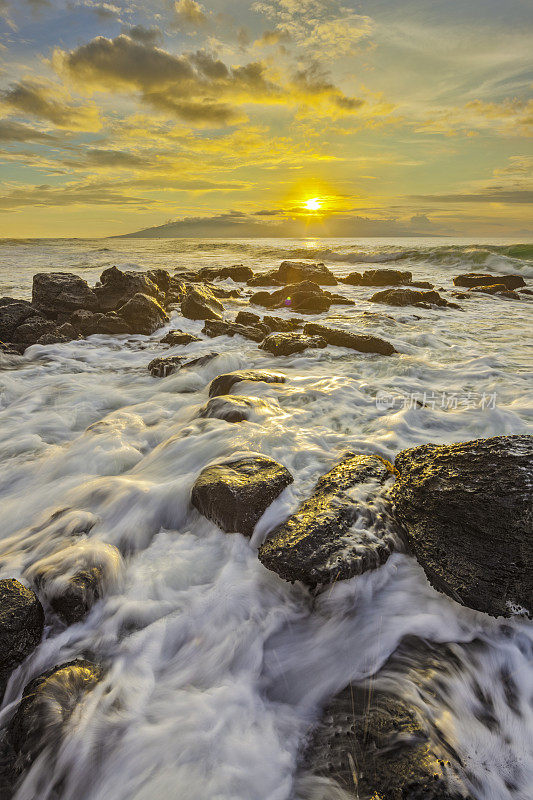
[247,270,283,287]
[12,317,58,347]
[325,292,355,305]
[0,580,44,700]
[453,273,525,289]
[198,395,271,423]
[209,370,286,398]
[303,323,397,355]
[261,315,302,332]
[0,299,40,342]
[340,271,363,285]
[409,280,434,289]
[146,268,171,292]
[48,568,104,625]
[251,281,332,314]
[160,329,201,346]
[94,313,131,334]
[235,311,261,326]
[70,309,103,336]
[470,284,521,299]
[198,265,254,282]
[390,435,533,617]
[94,266,162,312]
[32,272,98,317]
[181,285,224,321]
[56,322,77,340]
[4,660,103,781]
[260,333,327,356]
[276,261,337,286]
[258,454,396,587]
[209,285,242,299]
[202,319,267,342]
[191,456,294,536]
[370,287,449,307]
[340,268,412,286]
[149,352,218,377]
[117,293,168,335]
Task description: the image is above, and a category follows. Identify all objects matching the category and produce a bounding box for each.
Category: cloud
[174,0,208,27]
[413,189,533,204]
[415,98,533,138]
[254,29,291,47]
[0,80,101,130]
[0,181,147,210]
[122,25,162,46]
[0,119,57,142]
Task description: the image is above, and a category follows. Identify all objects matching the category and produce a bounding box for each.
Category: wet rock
[235,310,261,326]
[260,332,327,356]
[146,268,171,292]
[0,341,19,356]
[32,272,98,317]
[13,317,58,347]
[453,273,525,289]
[303,322,397,355]
[520,288,533,296]
[258,453,396,587]
[70,309,103,336]
[56,322,77,340]
[470,284,521,299]
[198,264,254,282]
[370,287,450,307]
[209,285,242,299]
[0,580,44,700]
[149,352,218,377]
[209,370,286,398]
[181,284,224,321]
[305,681,469,800]
[48,568,104,625]
[35,331,71,347]
[94,313,131,334]
[191,456,294,536]
[5,659,103,781]
[0,299,41,342]
[94,266,162,311]
[390,435,533,617]
[251,281,332,314]
[160,329,201,346]
[198,395,271,423]
[409,280,434,289]
[341,268,412,286]
[261,315,302,332]
[202,319,266,342]
[276,260,337,286]
[118,293,169,335]
[325,292,355,305]
[247,270,283,287]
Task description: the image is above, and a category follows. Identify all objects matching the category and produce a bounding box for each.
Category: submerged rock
[192,456,294,536]
[391,435,533,617]
[208,370,286,398]
[260,332,327,356]
[48,568,104,626]
[32,272,98,317]
[198,395,271,423]
[0,580,44,700]
[118,292,169,335]
[181,285,224,321]
[453,273,525,289]
[202,319,266,342]
[303,322,397,355]
[149,352,217,377]
[160,329,201,346]
[258,453,396,587]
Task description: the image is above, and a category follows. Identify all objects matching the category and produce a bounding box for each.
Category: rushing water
[0,237,532,800]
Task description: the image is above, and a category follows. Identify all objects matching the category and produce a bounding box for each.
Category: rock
[32,272,98,317]
[390,435,533,617]
[94,266,162,312]
[0,580,44,700]
[276,261,337,286]
[261,315,302,332]
[470,284,521,299]
[246,271,283,287]
[146,268,171,292]
[520,288,533,296]
[325,292,355,305]
[35,331,70,347]
[260,332,327,356]
[56,322,77,340]
[251,281,332,314]
[0,341,19,356]
[149,352,218,377]
[453,273,525,289]
[12,317,57,347]
[209,370,286,398]
[303,322,397,355]
[70,309,103,336]
[4,660,103,781]
[235,311,261,326]
[198,264,254,282]
[94,313,131,334]
[181,285,224,321]
[191,456,294,536]
[202,319,266,342]
[258,454,396,587]
[0,299,41,342]
[209,285,242,299]
[305,678,469,800]
[48,568,104,625]
[117,293,169,335]
[198,395,271,423]
[160,329,201,346]
[341,268,412,286]
[370,287,450,307]
[409,280,434,289]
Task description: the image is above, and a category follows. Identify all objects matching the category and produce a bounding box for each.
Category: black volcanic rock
[202,319,266,342]
[118,293,168,335]
[260,332,327,356]
[453,273,525,289]
[258,453,396,587]
[198,395,271,423]
[94,266,162,311]
[32,272,98,317]
[191,456,294,536]
[160,329,201,346]
[181,285,224,321]
[209,370,286,398]
[391,435,533,617]
[0,580,44,700]
[277,260,337,286]
[303,322,396,355]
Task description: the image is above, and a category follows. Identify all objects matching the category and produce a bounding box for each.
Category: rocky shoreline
[0,259,531,798]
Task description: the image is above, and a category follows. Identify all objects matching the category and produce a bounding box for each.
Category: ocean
[0,237,532,800]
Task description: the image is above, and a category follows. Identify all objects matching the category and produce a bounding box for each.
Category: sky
[0,0,532,238]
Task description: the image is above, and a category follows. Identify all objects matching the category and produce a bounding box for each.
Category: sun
[303,197,322,211]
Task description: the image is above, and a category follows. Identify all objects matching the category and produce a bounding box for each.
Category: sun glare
[304,197,322,211]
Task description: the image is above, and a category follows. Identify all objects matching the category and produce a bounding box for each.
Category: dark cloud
[123,25,163,46]
[0,182,147,210]
[85,148,148,167]
[0,119,56,143]
[0,80,100,129]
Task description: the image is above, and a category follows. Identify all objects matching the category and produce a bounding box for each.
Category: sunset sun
[304,197,323,211]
